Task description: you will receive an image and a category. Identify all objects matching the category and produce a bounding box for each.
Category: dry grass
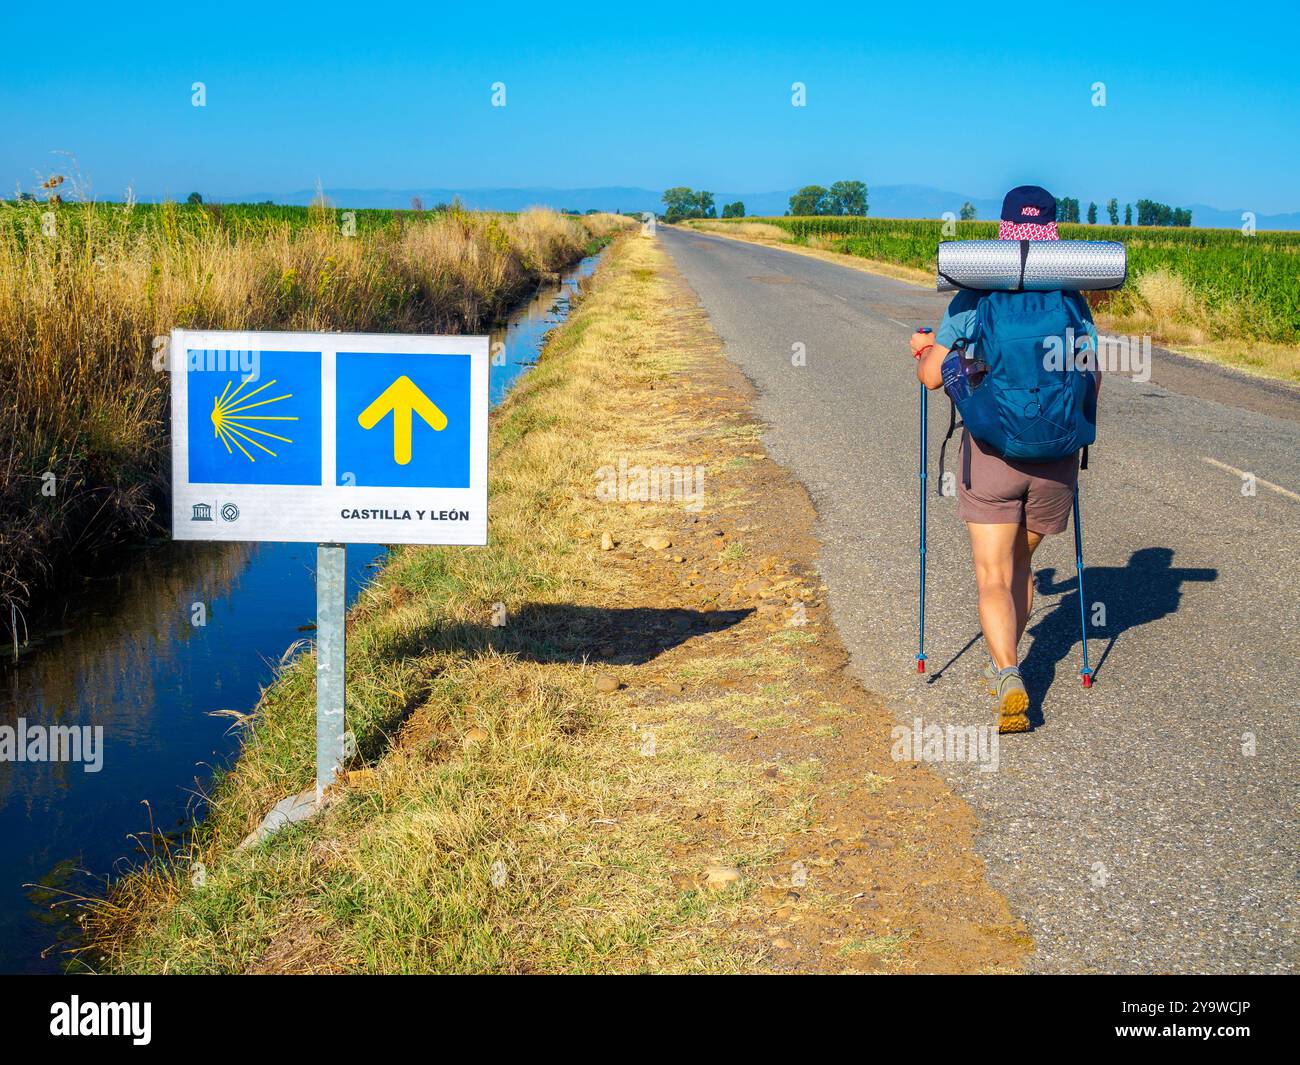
[1105,267,1207,344]
[579,212,638,240]
[683,219,789,242]
[0,203,596,614]
[78,234,787,974]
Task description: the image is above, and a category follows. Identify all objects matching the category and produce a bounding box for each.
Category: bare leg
[1012,527,1045,647]
[967,522,1022,669]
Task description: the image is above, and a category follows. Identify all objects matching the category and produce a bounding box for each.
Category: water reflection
[0,540,383,971]
[489,254,600,405]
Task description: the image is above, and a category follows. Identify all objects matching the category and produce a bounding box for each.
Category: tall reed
[0,201,605,615]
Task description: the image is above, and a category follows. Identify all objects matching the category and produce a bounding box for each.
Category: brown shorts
[956,432,1079,534]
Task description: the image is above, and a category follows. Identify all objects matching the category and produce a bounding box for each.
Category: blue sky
[3,1,1297,212]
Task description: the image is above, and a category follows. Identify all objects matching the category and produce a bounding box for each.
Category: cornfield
[742,216,1300,344]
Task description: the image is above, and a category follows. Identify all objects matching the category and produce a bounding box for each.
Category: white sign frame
[170,329,489,545]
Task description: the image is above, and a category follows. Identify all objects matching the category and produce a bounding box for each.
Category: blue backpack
[938,289,1097,489]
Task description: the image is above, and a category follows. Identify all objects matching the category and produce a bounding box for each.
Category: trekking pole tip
[916,656,926,674]
[1081,671,1093,688]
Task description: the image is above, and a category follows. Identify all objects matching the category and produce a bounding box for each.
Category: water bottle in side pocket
[941,340,989,405]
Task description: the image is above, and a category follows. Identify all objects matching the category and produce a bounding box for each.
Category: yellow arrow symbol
[357,375,448,465]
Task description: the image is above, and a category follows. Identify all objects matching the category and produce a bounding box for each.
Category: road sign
[170,330,488,545]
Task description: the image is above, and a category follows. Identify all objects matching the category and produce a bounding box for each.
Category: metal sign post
[315,544,347,799]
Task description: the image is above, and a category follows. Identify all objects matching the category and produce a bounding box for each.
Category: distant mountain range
[164,184,1299,231]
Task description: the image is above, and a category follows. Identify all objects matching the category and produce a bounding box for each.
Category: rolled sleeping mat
[936,239,1126,292]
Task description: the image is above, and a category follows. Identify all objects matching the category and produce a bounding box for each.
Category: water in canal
[0,251,601,973]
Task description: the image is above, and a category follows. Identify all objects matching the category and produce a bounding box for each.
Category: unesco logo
[191,501,240,522]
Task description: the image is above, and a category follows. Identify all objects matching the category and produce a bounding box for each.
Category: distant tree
[722,201,746,218]
[1055,197,1081,223]
[186,191,203,205]
[827,180,868,216]
[1087,201,1098,224]
[661,186,717,222]
[661,186,696,223]
[410,196,425,212]
[1106,198,1119,225]
[789,185,829,216]
[1134,198,1190,227]
[1124,203,1132,225]
[959,201,977,221]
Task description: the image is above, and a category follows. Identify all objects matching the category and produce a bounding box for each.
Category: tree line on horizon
[661,181,868,222]
[664,184,1191,227]
[962,195,1192,227]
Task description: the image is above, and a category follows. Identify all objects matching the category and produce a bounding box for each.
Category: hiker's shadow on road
[1021,546,1216,725]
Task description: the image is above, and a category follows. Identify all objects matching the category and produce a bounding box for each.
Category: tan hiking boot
[994,668,1030,733]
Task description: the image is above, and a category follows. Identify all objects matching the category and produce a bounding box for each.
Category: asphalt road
[659,226,1299,974]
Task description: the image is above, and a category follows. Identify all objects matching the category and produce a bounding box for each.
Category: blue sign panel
[335,351,471,488]
[186,350,322,486]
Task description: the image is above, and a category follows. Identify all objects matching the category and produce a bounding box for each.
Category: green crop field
[736,216,1300,345]
[0,200,421,246]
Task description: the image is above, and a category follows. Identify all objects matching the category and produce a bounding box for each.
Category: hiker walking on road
[912,186,1103,733]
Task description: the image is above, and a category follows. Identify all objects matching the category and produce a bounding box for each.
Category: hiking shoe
[981,658,998,696]
[994,668,1030,734]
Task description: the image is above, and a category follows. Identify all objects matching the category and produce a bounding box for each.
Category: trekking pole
[1072,482,1093,687]
[914,328,932,673]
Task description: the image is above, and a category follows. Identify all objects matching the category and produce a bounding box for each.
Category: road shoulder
[673,223,1299,422]
[84,232,1028,975]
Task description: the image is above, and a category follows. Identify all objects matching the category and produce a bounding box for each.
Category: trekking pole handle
[913,327,934,360]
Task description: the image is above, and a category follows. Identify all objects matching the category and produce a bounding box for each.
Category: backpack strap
[1081,444,1089,471]
[962,429,973,490]
[1017,240,1030,290]
[936,397,958,497]
[937,333,978,495]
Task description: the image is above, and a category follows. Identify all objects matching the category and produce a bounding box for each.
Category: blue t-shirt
[936,289,1099,353]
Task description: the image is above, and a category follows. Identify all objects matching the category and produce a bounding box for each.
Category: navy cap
[1001,185,1056,224]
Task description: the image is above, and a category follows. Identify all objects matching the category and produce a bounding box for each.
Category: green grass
[0,200,435,243]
